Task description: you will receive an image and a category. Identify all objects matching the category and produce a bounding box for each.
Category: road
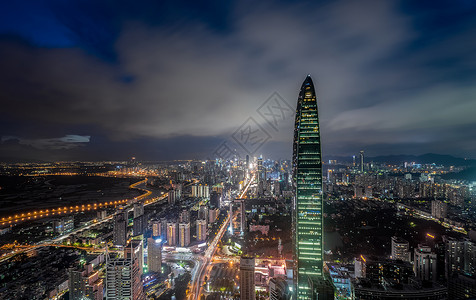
[189,174,255,300]
[0,180,167,264]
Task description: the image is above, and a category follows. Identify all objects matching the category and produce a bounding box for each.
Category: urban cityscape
[1,1,476,300]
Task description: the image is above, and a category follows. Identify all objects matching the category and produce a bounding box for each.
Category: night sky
[0,0,475,162]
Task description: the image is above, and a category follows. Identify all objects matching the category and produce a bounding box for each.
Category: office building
[147,237,162,273]
[414,244,437,282]
[258,157,264,183]
[124,240,144,276]
[53,216,74,234]
[359,150,364,172]
[113,211,128,246]
[69,267,103,300]
[269,277,290,300]
[210,191,220,208]
[240,256,256,300]
[292,75,327,299]
[105,255,145,300]
[132,215,145,236]
[133,203,144,219]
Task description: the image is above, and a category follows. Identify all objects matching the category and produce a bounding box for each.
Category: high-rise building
[269,277,290,300]
[359,150,365,172]
[124,240,144,276]
[69,269,86,300]
[106,244,144,300]
[196,219,207,242]
[391,236,411,262]
[105,254,145,300]
[414,244,437,282]
[178,222,190,247]
[53,216,74,234]
[208,208,219,224]
[258,157,264,183]
[236,199,246,234]
[147,237,162,273]
[151,220,160,237]
[210,191,220,208]
[113,211,128,246]
[240,256,256,300]
[444,236,476,279]
[133,215,145,236]
[166,221,177,246]
[431,200,448,219]
[198,205,208,221]
[168,192,175,205]
[448,273,476,300]
[69,267,103,300]
[179,210,190,223]
[133,203,144,219]
[192,184,210,198]
[292,75,326,299]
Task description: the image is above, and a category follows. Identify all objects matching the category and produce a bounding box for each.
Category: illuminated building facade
[292,75,330,299]
[147,237,162,273]
[240,255,256,300]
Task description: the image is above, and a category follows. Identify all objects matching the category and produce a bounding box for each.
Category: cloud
[0,0,475,160]
[1,135,90,150]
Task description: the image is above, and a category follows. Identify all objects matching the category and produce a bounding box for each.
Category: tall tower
[113,211,128,246]
[147,237,162,273]
[292,75,330,299]
[359,150,364,173]
[240,256,256,300]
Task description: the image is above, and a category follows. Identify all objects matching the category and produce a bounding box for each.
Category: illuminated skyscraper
[113,211,128,246]
[359,150,364,173]
[178,222,190,247]
[147,237,162,273]
[292,75,332,299]
[240,256,256,300]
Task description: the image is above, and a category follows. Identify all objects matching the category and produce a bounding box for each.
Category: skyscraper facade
[105,255,144,300]
[292,75,325,299]
[178,222,190,247]
[359,150,364,173]
[113,211,128,246]
[147,237,162,273]
[240,255,256,300]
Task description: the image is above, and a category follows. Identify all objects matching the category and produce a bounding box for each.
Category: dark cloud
[0,0,475,161]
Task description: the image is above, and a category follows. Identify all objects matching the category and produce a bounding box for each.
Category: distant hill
[325,153,476,166]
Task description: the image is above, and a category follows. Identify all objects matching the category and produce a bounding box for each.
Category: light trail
[190,174,254,300]
[0,179,149,226]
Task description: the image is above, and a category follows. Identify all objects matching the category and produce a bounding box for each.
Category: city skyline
[1,0,476,162]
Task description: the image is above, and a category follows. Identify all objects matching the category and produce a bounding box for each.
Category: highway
[0,180,167,264]
[190,173,255,300]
